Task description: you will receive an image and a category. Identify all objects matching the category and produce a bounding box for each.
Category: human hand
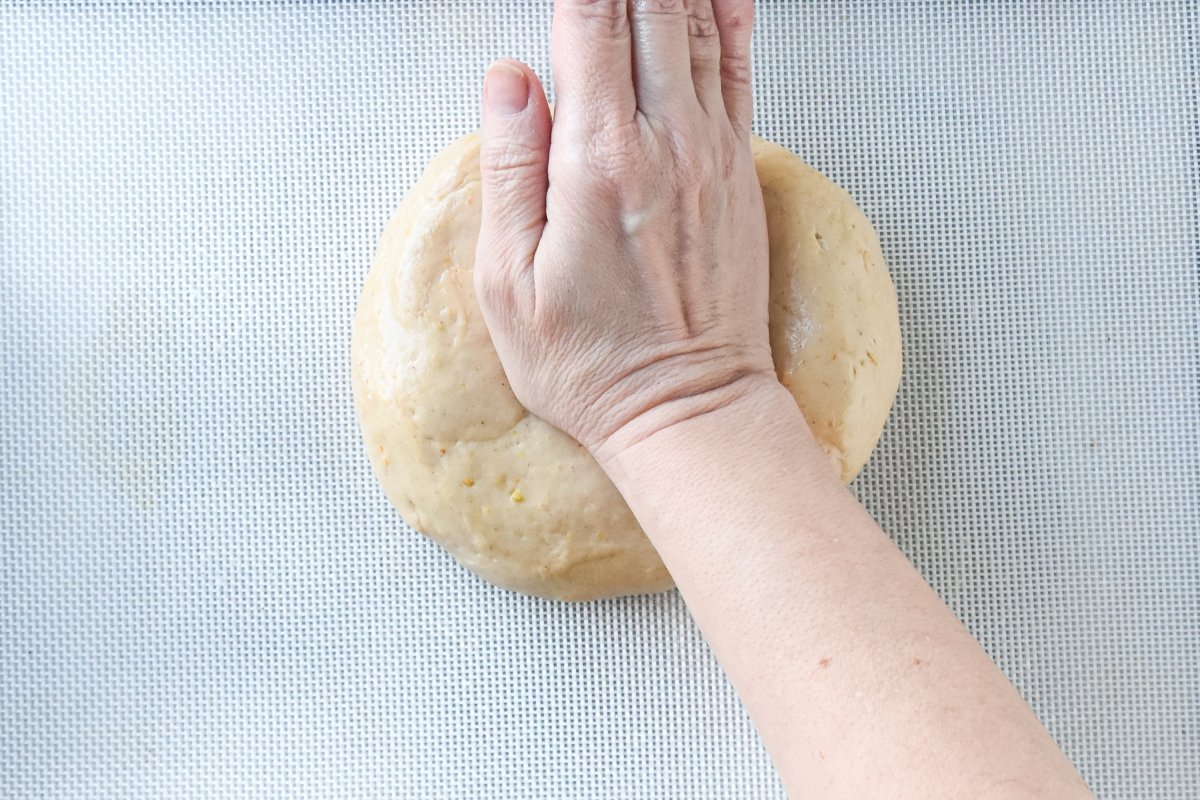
[474,0,779,461]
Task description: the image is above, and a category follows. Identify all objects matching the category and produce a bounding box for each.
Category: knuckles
[664,131,718,194]
[719,51,752,90]
[631,0,686,17]
[561,0,631,37]
[480,138,548,191]
[686,2,720,43]
[585,122,646,182]
[572,120,734,213]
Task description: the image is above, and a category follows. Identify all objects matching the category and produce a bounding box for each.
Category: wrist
[592,372,836,489]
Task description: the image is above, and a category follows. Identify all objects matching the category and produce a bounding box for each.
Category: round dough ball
[352,133,901,601]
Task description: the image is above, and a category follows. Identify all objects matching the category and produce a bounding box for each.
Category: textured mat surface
[2,2,1197,797]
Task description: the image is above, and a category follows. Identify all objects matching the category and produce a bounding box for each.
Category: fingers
[628,0,693,117]
[552,0,635,129]
[686,0,724,116]
[712,0,755,136]
[477,60,552,303]
[615,0,736,124]
[551,0,750,134]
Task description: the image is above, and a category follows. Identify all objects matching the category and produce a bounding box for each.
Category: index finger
[552,0,637,130]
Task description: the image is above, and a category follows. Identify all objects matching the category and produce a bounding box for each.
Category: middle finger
[629,0,697,120]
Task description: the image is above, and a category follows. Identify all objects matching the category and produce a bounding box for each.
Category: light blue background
[2,2,1196,797]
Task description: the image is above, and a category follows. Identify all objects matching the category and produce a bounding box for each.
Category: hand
[474,0,777,460]
[473,7,1095,796]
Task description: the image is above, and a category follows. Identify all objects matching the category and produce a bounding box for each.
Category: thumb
[476,60,551,304]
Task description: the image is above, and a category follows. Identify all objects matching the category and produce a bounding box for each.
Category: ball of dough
[352,133,901,601]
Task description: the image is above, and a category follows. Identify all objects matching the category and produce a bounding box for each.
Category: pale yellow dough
[352,133,901,601]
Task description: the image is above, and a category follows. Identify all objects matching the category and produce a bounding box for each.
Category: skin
[473,1,1094,797]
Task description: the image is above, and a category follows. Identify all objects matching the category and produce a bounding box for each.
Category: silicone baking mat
[2,2,1196,797]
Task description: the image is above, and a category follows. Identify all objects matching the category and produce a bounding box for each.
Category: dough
[352,133,901,601]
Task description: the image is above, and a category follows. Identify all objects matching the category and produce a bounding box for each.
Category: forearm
[599,378,1091,799]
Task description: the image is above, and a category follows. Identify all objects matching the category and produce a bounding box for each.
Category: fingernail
[485,62,529,117]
